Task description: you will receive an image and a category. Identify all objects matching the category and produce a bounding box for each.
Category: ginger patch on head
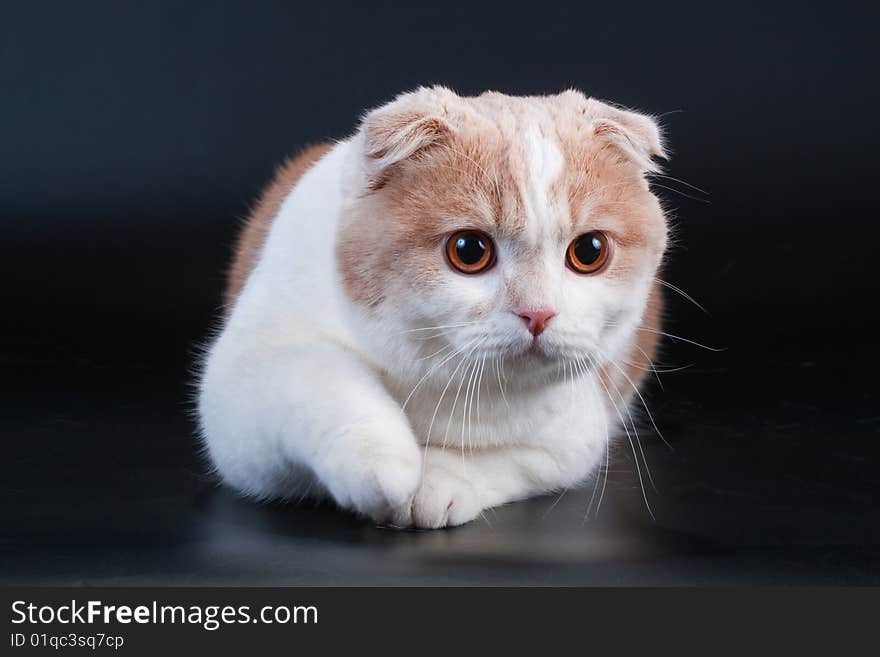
[336,87,667,310]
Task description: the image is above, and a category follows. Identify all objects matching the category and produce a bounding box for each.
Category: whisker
[423,338,485,471]
[616,359,693,375]
[459,353,481,464]
[500,354,509,389]
[599,347,673,452]
[395,321,484,335]
[495,356,511,410]
[442,350,478,450]
[598,391,610,518]
[418,342,454,362]
[648,181,711,204]
[637,327,725,352]
[577,359,603,521]
[542,488,568,518]
[473,354,488,455]
[576,357,611,521]
[632,346,664,389]
[604,361,658,492]
[654,109,684,120]
[649,172,710,196]
[402,337,479,410]
[588,354,655,520]
[413,330,455,342]
[655,277,709,315]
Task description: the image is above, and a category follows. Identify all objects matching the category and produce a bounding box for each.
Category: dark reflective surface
[2,1,879,585]
[3,337,878,585]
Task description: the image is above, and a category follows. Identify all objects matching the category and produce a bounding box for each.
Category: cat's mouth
[507,334,598,365]
[525,337,547,355]
[508,334,562,361]
[444,327,591,364]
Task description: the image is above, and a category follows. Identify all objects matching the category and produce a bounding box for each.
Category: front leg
[406,442,601,528]
[199,336,423,523]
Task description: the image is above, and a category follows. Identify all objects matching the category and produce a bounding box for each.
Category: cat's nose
[516,309,556,337]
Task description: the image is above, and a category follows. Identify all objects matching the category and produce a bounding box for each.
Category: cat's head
[337,87,668,381]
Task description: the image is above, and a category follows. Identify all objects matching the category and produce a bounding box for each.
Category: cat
[198,86,668,528]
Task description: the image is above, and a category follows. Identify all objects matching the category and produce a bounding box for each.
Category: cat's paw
[319,426,422,524]
[408,458,485,529]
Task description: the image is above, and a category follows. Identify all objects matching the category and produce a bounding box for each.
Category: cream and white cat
[198,87,668,528]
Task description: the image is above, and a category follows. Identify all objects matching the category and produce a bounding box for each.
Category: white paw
[407,458,485,529]
[319,426,422,524]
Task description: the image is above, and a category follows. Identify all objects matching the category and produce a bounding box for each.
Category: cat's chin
[507,341,572,365]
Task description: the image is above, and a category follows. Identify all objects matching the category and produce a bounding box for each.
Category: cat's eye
[445,230,495,274]
[566,231,611,274]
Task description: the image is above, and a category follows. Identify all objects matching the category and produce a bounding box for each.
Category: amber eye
[445,230,495,274]
[566,231,611,274]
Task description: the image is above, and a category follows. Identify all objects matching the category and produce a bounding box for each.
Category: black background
[2,1,878,585]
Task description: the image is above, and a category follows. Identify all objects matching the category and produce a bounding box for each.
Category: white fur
[198,106,661,528]
[522,125,565,246]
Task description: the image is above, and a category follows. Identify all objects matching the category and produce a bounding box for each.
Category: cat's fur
[198,87,668,528]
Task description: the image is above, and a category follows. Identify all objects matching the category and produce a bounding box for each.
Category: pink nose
[517,309,556,337]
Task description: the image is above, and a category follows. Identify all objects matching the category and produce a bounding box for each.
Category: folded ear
[360,87,456,188]
[585,99,667,173]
